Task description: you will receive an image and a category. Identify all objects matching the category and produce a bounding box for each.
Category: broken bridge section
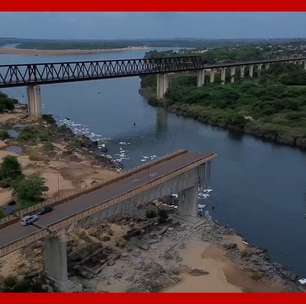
[0,149,216,290]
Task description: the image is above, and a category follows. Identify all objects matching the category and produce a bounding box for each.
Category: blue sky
[0,13,306,40]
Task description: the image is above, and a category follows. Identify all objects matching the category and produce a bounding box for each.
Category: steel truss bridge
[0,56,305,88]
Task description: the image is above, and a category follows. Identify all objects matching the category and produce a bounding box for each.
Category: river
[1,49,306,278]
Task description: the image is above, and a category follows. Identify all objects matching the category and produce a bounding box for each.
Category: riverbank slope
[140,63,306,150]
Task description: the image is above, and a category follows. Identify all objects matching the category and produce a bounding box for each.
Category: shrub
[157,208,169,224]
[0,155,22,186]
[13,175,48,209]
[0,95,15,113]
[225,113,247,129]
[3,276,17,289]
[145,209,157,219]
[1,274,46,292]
[18,127,37,142]
[0,129,9,140]
[42,114,56,124]
[18,126,52,143]
[0,208,5,219]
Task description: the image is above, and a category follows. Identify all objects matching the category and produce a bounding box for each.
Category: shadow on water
[155,108,168,137]
[227,130,244,142]
[5,146,23,155]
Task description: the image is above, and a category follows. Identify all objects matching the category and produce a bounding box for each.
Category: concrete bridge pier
[178,185,198,217]
[43,230,80,291]
[240,66,245,79]
[221,68,226,84]
[249,65,254,78]
[230,67,236,83]
[27,85,42,120]
[304,61,306,70]
[257,64,263,76]
[209,69,215,83]
[157,73,169,100]
[265,63,270,71]
[197,69,205,87]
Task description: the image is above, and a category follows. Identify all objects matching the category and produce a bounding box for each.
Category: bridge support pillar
[240,66,245,79]
[157,73,169,100]
[230,67,236,83]
[209,69,215,83]
[27,85,42,120]
[197,70,205,87]
[221,68,226,84]
[304,61,306,70]
[249,65,254,78]
[258,64,263,76]
[178,185,197,217]
[43,231,79,291]
[265,63,270,71]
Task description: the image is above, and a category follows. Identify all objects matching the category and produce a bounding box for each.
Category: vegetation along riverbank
[141,60,306,150]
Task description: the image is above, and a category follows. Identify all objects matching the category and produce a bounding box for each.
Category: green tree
[0,208,5,219]
[0,129,9,140]
[0,93,16,113]
[0,155,22,186]
[13,175,48,209]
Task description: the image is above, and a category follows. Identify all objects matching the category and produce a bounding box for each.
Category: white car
[20,214,38,226]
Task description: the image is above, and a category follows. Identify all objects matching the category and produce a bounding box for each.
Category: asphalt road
[0,150,214,249]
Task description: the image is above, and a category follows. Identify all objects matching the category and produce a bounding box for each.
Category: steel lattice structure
[0,56,206,88]
[0,56,305,88]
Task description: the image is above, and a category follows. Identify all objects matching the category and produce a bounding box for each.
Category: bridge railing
[0,150,188,228]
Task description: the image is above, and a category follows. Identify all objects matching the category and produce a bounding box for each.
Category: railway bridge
[0,150,216,290]
[0,56,305,119]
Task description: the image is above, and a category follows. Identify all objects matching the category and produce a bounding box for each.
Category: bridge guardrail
[0,149,188,228]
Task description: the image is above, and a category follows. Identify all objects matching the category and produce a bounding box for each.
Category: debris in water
[298,278,306,285]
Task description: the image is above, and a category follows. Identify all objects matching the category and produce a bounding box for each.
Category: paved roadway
[0,150,215,250]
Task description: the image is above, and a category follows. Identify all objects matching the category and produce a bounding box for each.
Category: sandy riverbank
[0,211,302,292]
[0,106,119,209]
[0,46,149,56]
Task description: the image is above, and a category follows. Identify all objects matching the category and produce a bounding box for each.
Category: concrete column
[209,69,215,83]
[258,64,263,76]
[221,68,226,85]
[265,63,270,71]
[240,66,245,79]
[304,61,306,70]
[156,73,169,100]
[27,85,42,120]
[230,67,236,83]
[249,65,254,78]
[43,231,76,291]
[178,186,198,217]
[197,69,205,87]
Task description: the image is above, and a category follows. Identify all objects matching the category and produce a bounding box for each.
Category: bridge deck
[0,56,305,88]
[0,150,216,252]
